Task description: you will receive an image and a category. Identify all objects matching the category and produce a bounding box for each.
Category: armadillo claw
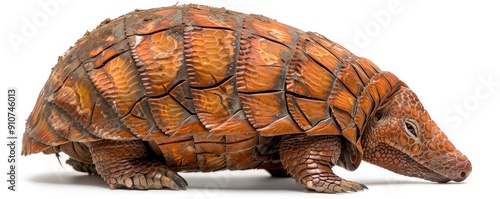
[158,167,188,190]
[338,180,367,192]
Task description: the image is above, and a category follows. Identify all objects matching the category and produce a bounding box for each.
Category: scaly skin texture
[21,4,472,193]
[280,135,365,193]
[361,87,471,182]
[88,140,187,190]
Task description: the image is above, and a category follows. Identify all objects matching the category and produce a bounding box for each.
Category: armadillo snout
[442,150,471,182]
[451,158,472,182]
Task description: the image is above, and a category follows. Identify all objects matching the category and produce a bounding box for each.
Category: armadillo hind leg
[87,140,187,190]
[66,158,98,175]
[280,135,367,193]
[56,142,97,174]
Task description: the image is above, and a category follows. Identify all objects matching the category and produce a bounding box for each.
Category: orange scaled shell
[22,4,402,171]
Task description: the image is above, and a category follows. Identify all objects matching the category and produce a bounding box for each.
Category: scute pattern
[22,4,402,171]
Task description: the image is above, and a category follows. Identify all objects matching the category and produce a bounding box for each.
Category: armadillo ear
[336,139,362,171]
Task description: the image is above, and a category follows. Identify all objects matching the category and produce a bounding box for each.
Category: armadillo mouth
[408,157,451,183]
[393,155,451,183]
[397,147,473,183]
[369,144,452,183]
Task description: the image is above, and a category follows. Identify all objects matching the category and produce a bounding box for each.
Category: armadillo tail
[22,94,69,155]
[21,134,50,156]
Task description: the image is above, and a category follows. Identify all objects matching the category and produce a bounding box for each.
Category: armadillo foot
[88,140,187,190]
[103,159,188,190]
[66,158,98,175]
[299,173,366,193]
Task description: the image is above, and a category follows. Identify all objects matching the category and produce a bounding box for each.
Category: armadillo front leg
[280,135,366,193]
[88,140,187,190]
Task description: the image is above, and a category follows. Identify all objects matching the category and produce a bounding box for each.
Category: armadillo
[22,4,471,193]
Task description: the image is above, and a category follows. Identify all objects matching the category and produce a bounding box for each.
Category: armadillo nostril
[454,170,470,182]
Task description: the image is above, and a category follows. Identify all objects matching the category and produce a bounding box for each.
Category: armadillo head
[361,86,472,183]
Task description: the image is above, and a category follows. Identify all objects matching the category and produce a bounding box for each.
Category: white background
[1,0,499,198]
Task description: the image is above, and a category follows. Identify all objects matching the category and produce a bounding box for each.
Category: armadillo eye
[374,112,383,121]
[404,121,418,137]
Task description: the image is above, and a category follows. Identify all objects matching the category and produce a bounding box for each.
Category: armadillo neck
[326,56,402,153]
